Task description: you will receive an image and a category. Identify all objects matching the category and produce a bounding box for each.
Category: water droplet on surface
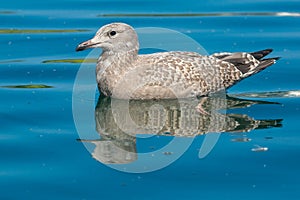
[251,145,268,152]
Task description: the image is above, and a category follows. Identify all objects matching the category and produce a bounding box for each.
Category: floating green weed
[1,84,53,89]
[42,59,97,64]
[0,29,89,34]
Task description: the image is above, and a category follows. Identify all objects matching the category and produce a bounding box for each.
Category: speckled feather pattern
[77,23,278,99]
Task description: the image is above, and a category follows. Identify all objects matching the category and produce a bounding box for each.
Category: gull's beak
[76,39,95,52]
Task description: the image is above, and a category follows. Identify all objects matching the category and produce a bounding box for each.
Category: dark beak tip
[75,46,83,52]
[75,40,95,52]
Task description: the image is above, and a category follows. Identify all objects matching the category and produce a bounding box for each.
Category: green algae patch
[1,84,53,89]
[42,58,97,64]
[0,29,89,34]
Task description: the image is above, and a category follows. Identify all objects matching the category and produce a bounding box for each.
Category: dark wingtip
[251,49,273,60]
[272,57,281,61]
[261,48,273,54]
[264,48,273,53]
[261,57,281,61]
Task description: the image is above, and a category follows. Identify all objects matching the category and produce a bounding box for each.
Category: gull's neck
[96,48,139,96]
[96,49,138,75]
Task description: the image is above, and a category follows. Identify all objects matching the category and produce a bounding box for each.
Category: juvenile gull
[76,22,279,99]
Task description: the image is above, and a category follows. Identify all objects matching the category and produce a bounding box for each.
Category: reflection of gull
[76,22,279,99]
[79,138,137,164]
[233,90,300,98]
[79,96,282,164]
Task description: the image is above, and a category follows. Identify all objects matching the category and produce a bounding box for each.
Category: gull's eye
[109,31,117,37]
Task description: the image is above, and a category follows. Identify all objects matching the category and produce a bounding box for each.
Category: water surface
[1,0,300,199]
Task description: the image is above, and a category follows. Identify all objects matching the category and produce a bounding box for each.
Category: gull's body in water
[76,22,279,100]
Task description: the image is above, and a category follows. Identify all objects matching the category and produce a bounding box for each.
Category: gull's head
[76,22,139,53]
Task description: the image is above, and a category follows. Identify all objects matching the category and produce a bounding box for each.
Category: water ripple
[99,12,300,18]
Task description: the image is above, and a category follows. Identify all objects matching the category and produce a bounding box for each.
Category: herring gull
[76,22,279,99]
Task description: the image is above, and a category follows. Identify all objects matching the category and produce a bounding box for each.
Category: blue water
[1,0,300,199]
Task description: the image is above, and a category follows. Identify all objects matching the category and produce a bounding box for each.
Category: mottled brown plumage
[76,23,279,99]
